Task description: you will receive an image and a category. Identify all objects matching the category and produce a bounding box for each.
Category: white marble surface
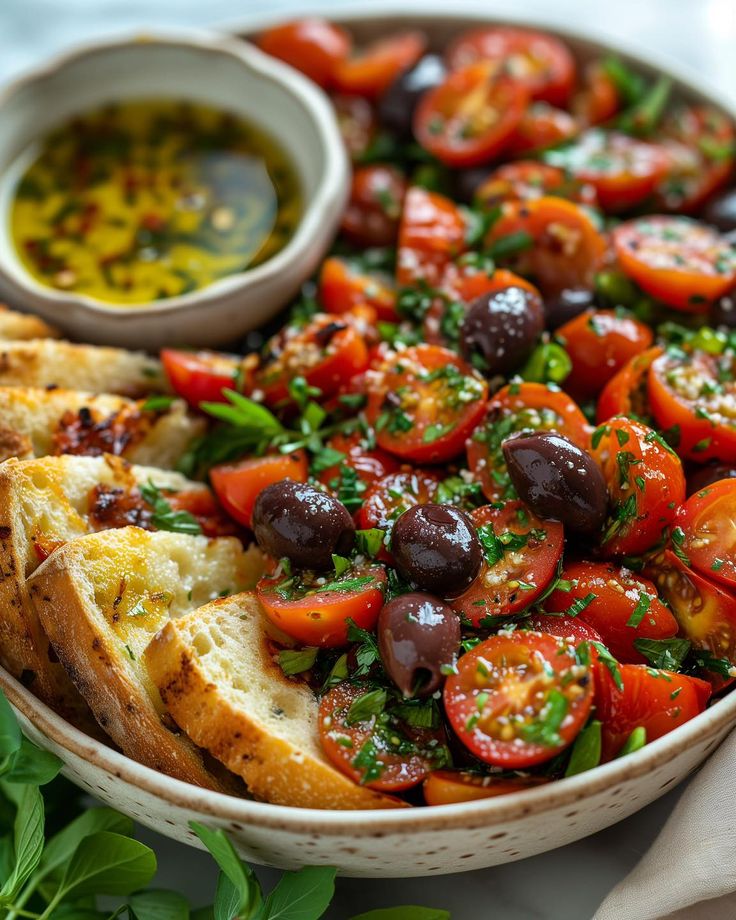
[1,0,735,917]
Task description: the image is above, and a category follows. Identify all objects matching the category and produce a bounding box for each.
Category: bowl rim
[0,27,348,320]
[4,5,736,835]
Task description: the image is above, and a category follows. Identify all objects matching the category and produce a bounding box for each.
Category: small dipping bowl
[0,30,349,349]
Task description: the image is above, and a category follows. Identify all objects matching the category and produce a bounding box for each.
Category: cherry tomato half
[592,416,686,557]
[595,662,711,762]
[332,93,376,160]
[505,103,579,157]
[423,770,549,806]
[613,216,736,312]
[414,62,528,167]
[452,502,564,625]
[254,313,369,406]
[340,165,408,249]
[572,62,620,127]
[523,614,603,647]
[475,162,597,209]
[316,430,400,496]
[210,451,308,529]
[257,18,351,88]
[484,196,607,297]
[445,27,576,107]
[256,563,386,647]
[396,186,467,287]
[319,256,398,322]
[319,682,446,792]
[596,345,663,424]
[165,489,240,539]
[332,31,427,100]
[544,561,678,664]
[366,345,488,463]
[444,632,594,768]
[676,479,736,591]
[556,309,654,400]
[161,349,245,408]
[648,349,736,463]
[467,381,591,503]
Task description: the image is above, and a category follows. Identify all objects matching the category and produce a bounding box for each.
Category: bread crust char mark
[145,594,406,810]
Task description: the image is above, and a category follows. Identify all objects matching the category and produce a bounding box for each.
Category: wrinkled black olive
[378,54,446,138]
[391,504,482,598]
[459,286,545,377]
[252,480,354,570]
[701,188,736,233]
[545,288,597,330]
[502,432,608,535]
[687,462,736,495]
[378,592,460,697]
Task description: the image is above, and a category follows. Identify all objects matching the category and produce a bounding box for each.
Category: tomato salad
[161,19,736,807]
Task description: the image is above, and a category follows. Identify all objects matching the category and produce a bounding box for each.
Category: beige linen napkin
[595,730,736,920]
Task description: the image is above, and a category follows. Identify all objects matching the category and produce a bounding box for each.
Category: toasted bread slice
[0,387,204,467]
[0,340,167,397]
[0,306,60,341]
[29,527,263,788]
[0,454,209,727]
[144,594,405,810]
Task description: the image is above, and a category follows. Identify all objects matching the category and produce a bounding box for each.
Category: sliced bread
[0,306,60,341]
[144,594,405,810]
[29,527,263,788]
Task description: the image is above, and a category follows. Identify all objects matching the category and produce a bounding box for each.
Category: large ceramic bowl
[2,10,735,878]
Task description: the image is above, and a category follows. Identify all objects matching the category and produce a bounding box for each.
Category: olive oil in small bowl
[11,99,302,305]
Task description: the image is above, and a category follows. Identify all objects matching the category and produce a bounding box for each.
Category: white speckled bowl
[2,10,735,878]
[0,30,349,349]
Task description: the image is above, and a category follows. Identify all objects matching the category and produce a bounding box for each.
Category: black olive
[378,54,446,138]
[391,504,482,598]
[687,462,736,495]
[712,294,736,329]
[701,188,736,233]
[544,288,597,330]
[459,286,544,377]
[378,592,460,697]
[251,480,354,570]
[502,432,608,535]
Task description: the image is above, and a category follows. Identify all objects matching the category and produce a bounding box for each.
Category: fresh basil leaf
[50,907,108,919]
[140,481,202,536]
[129,888,190,920]
[214,870,244,920]
[51,831,156,903]
[190,823,261,920]
[346,688,387,725]
[38,807,133,885]
[565,720,602,777]
[350,909,451,920]
[259,865,337,920]
[191,908,215,920]
[0,692,21,760]
[278,647,319,677]
[201,390,283,436]
[0,833,13,885]
[141,395,177,413]
[4,738,62,785]
[0,783,44,902]
[633,637,691,671]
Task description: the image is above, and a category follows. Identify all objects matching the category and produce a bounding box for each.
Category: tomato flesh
[444,633,594,768]
[210,451,308,529]
[316,430,400,498]
[475,161,597,208]
[423,770,549,806]
[340,165,408,249]
[596,346,663,424]
[332,31,427,99]
[677,479,736,591]
[161,349,244,408]
[257,18,351,88]
[319,256,398,322]
[452,502,564,625]
[397,186,467,287]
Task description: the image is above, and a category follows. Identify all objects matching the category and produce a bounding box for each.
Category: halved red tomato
[613,216,736,312]
[595,662,711,761]
[396,187,467,287]
[357,469,440,556]
[544,561,678,663]
[676,479,736,591]
[592,416,686,557]
[645,549,736,672]
[648,349,736,463]
[445,27,576,107]
[366,345,488,463]
[506,103,579,157]
[596,346,663,424]
[572,62,620,126]
[319,682,446,792]
[556,309,654,400]
[444,632,594,768]
[546,129,670,212]
[316,430,400,494]
[332,93,376,160]
[475,161,597,208]
[332,31,427,99]
[483,196,607,297]
[254,313,369,406]
[161,349,246,408]
[414,63,528,167]
[210,451,308,529]
[467,382,591,502]
[452,502,564,625]
[423,770,549,806]
[257,18,351,88]
[319,257,398,322]
[523,614,603,647]
[256,563,386,647]
[340,165,408,249]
